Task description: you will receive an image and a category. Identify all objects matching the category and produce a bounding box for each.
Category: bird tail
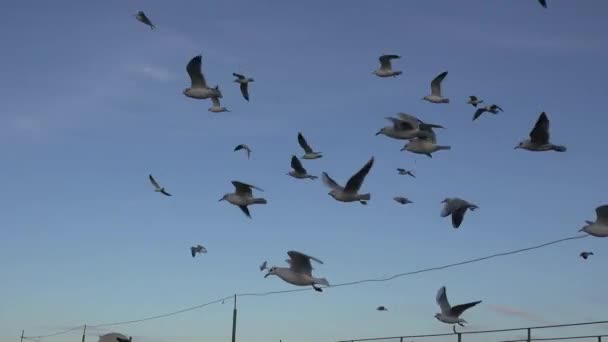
[358,193,371,201]
[420,121,444,129]
[552,145,567,152]
[394,71,403,76]
[253,198,267,205]
[314,278,330,287]
[437,145,451,150]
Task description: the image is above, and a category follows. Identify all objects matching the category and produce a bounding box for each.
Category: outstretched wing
[290,155,306,174]
[240,83,249,101]
[430,71,448,96]
[436,286,452,315]
[288,250,323,276]
[473,108,486,121]
[322,172,342,191]
[379,54,399,70]
[186,55,207,88]
[297,132,313,153]
[239,205,251,218]
[529,112,550,145]
[233,72,245,80]
[450,301,482,317]
[148,174,161,189]
[344,157,374,193]
[232,181,263,195]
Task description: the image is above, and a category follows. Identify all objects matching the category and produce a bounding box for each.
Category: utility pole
[82,325,87,342]
[20,330,24,342]
[231,295,237,342]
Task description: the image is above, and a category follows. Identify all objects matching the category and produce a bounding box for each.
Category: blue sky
[1,0,608,341]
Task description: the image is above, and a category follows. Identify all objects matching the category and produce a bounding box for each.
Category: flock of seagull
[128,0,608,332]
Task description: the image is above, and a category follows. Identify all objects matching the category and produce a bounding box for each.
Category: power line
[23,234,588,338]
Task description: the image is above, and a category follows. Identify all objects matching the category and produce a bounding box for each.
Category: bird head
[249,78,255,82]
[264,267,278,278]
[328,190,338,199]
[434,313,441,320]
[514,141,525,149]
[441,198,449,204]
[375,128,385,136]
[218,194,229,202]
[400,143,410,151]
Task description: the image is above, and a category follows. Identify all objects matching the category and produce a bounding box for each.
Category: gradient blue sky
[1,1,608,342]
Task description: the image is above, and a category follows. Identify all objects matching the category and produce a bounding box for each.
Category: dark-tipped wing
[397,168,405,172]
[379,54,399,70]
[234,144,246,151]
[297,132,313,153]
[288,250,323,275]
[233,72,245,80]
[436,286,451,315]
[492,104,504,112]
[186,55,207,88]
[430,71,448,96]
[240,83,249,101]
[539,0,547,8]
[232,181,263,195]
[451,206,468,228]
[344,157,374,193]
[160,189,171,196]
[469,95,478,102]
[136,11,154,28]
[290,155,306,174]
[149,174,160,189]
[595,205,608,225]
[322,172,342,190]
[473,108,486,121]
[191,247,196,258]
[239,205,251,218]
[450,301,482,317]
[529,112,550,144]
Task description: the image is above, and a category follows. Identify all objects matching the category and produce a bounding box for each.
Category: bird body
[394,197,413,205]
[373,55,402,77]
[435,286,481,327]
[376,113,443,140]
[233,73,254,101]
[288,155,318,180]
[580,252,594,259]
[183,55,222,100]
[234,144,252,159]
[323,157,374,204]
[148,174,171,196]
[265,251,329,292]
[219,181,267,218]
[377,306,388,311]
[297,132,322,159]
[397,169,415,177]
[467,96,483,107]
[191,245,207,258]
[423,71,449,103]
[134,11,155,30]
[580,205,608,237]
[401,138,451,158]
[440,198,478,228]
[515,112,566,152]
[209,96,229,113]
[473,104,503,121]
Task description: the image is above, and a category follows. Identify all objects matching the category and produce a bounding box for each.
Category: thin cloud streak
[487,304,554,324]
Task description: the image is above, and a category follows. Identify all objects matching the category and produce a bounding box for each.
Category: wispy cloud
[488,304,554,324]
[137,65,175,81]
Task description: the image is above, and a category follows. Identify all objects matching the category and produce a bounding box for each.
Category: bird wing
[430,71,448,96]
[160,189,172,196]
[473,108,486,121]
[450,301,482,317]
[211,96,221,107]
[493,104,504,112]
[288,250,323,276]
[239,205,251,218]
[469,95,477,102]
[436,286,452,315]
[344,157,374,193]
[233,72,245,80]
[322,172,343,191]
[136,12,154,27]
[148,174,161,189]
[186,55,207,88]
[539,0,547,8]
[234,144,246,152]
[240,83,249,101]
[596,205,608,225]
[397,113,423,129]
[379,54,399,70]
[397,168,405,172]
[529,112,550,145]
[417,126,438,144]
[290,155,307,174]
[385,117,415,131]
[451,206,468,228]
[232,181,263,195]
[191,247,196,258]
[297,132,313,153]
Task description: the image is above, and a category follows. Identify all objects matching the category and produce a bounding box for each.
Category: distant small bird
[288,155,318,180]
[580,252,594,260]
[515,112,566,152]
[116,337,132,342]
[233,73,254,101]
[234,144,252,159]
[260,261,268,271]
[539,0,547,8]
[322,157,374,204]
[580,205,608,237]
[423,71,449,104]
[183,55,222,100]
[394,197,413,205]
[401,135,451,158]
[209,96,229,113]
[297,132,322,159]
[219,181,267,218]
[373,54,402,78]
[265,250,329,292]
[134,11,155,30]
[467,96,483,107]
[377,306,388,311]
[440,198,478,228]
[397,168,415,178]
[148,174,171,196]
[191,245,207,258]
[435,286,481,327]
[473,104,503,121]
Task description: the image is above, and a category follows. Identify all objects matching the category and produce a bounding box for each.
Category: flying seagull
[397,169,415,178]
[579,205,608,237]
[580,252,594,260]
[288,155,318,180]
[183,55,222,100]
[134,11,155,30]
[148,174,171,196]
[233,73,254,101]
[116,337,132,342]
[401,133,451,158]
[377,306,388,311]
[394,197,413,205]
[191,245,207,258]
[234,144,252,159]
[260,261,268,271]
[297,132,322,159]
[539,0,547,8]
[515,112,566,152]
[467,96,483,107]
[473,104,503,121]
[219,181,267,218]
[423,71,449,104]
[322,157,374,205]
[440,198,478,228]
[209,96,229,113]
[265,250,330,292]
[373,55,402,78]
[376,113,444,140]
[435,286,481,327]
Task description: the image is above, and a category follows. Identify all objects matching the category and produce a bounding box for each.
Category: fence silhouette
[336,320,608,342]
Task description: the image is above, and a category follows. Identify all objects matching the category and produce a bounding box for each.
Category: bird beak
[264,272,271,278]
[400,146,406,151]
[218,197,225,202]
[514,145,520,149]
[375,130,382,136]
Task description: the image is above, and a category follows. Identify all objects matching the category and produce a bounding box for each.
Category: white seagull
[435,286,481,327]
[288,155,318,180]
[423,71,449,104]
[233,73,254,101]
[376,113,444,140]
[322,157,374,205]
[134,11,155,30]
[440,198,478,229]
[401,133,451,158]
[297,132,322,159]
[234,144,252,159]
[394,197,413,205]
[209,96,229,113]
[373,55,402,78]
[219,181,267,218]
[515,112,566,152]
[473,104,503,121]
[260,261,268,271]
[579,205,608,237]
[467,96,484,107]
[397,169,415,178]
[191,245,207,258]
[265,251,330,292]
[148,174,171,196]
[183,55,222,100]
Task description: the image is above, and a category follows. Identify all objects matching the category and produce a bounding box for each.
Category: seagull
[209,96,229,113]
[579,205,608,237]
[401,133,451,158]
[265,250,330,292]
[148,174,171,196]
[260,261,268,271]
[515,112,566,152]
[233,73,254,101]
[297,132,322,159]
[219,181,267,218]
[116,337,132,342]
[473,104,503,121]
[183,55,222,100]
[397,169,415,178]
[539,0,547,8]
[467,96,484,107]
[435,286,481,327]
[191,245,207,258]
[234,144,252,159]
[372,55,402,78]
[322,157,374,204]
[423,71,449,104]
[394,197,413,205]
[440,198,478,229]
[580,252,594,260]
[134,11,155,30]
[377,306,388,312]
[288,155,318,180]
[376,113,444,140]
